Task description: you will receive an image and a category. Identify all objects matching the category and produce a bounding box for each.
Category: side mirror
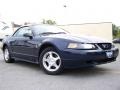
[23,33,33,39]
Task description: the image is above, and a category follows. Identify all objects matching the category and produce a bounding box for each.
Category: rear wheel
[3,47,14,63]
[40,47,63,75]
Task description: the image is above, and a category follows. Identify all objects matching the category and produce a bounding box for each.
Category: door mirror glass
[23,33,33,39]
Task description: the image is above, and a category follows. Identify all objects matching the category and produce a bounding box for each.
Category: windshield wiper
[40,32,66,35]
[56,32,66,34]
[40,32,57,35]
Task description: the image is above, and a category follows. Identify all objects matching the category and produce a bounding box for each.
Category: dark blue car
[2,25,119,75]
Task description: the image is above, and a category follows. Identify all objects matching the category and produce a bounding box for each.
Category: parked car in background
[2,24,119,75]
[113,38,120,44]
[0,21,13,41]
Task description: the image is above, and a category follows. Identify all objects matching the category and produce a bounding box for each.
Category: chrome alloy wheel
[42,51,61,72]
[4,48,9,61]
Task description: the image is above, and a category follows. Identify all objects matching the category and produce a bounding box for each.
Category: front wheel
[40,47,63,75]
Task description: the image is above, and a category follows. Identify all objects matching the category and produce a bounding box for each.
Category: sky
[0,0,120,25]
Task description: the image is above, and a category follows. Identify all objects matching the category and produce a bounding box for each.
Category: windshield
[32,25,68,35]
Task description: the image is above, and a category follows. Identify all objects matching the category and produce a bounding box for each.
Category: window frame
[13,26,34,37]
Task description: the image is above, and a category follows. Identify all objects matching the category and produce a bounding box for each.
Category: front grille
[97,43,112,50]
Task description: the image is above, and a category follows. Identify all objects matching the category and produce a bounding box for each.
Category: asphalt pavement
[0,44,120,90]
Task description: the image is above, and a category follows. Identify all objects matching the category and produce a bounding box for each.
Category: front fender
[41,38,69,51]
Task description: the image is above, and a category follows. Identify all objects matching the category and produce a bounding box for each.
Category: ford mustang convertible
[2,25,119,75]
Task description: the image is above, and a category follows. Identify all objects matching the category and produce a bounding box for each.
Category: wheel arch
[2,43,8,51]
[38,42,60,61]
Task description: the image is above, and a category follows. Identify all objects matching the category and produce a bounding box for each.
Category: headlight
[67,43,96,49]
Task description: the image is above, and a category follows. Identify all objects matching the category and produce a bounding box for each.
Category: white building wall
[58,22,113,42]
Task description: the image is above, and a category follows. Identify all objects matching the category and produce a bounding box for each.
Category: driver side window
[13,27,32,37]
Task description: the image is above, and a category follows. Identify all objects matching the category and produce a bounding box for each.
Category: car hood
[46,34,110,43]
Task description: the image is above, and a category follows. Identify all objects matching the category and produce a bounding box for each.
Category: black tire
[39,47,63,75]
[3,46,14,63]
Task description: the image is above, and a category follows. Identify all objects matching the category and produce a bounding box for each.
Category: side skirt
[12,57,39,64]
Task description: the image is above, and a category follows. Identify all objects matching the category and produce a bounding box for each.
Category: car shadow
[14,60,41,71]
[12,60,111,77]
[62,66,111,77]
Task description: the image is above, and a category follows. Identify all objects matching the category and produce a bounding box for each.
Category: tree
[112,24,118,37]
[41,19,56,25]
[112,24,120,38]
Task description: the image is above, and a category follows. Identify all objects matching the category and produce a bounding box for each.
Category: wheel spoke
[53,57,59,61]
[43,57,49,63]
[47,63,52,69]
[52,63,58,68]
[48,52,53,58]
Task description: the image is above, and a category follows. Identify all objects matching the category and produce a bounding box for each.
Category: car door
[21,30,39,62]
[11,26,37,62]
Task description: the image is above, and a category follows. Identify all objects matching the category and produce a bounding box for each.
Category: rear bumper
[61,48,119,68]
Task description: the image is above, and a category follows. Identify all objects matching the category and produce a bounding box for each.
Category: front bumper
[61,48,119,68]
